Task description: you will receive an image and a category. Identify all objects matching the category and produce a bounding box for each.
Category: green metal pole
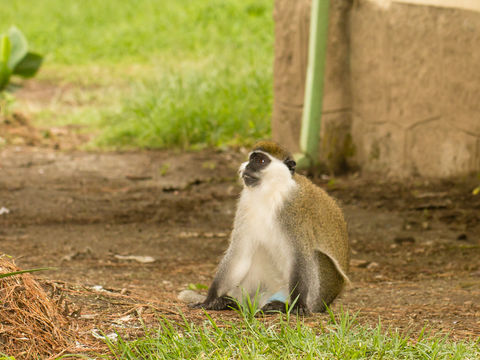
[295,0,330,169]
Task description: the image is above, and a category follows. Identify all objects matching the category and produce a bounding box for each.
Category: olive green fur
[279,173,350,312]
[253,140,293,162]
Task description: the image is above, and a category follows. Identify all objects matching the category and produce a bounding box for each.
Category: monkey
[188,140,349,315]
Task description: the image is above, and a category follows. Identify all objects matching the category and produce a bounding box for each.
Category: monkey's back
[279,174,350,281]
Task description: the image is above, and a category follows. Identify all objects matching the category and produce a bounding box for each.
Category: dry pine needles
[0,256,77,359]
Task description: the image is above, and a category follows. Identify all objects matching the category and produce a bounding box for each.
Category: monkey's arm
[191,242,252,310]
[190,275,239,310]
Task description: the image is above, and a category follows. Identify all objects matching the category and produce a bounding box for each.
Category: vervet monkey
[189,141,349,314]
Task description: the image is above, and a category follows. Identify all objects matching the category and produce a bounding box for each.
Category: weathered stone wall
[272,0,480,177]
[350,1,480,177]
[272,0,353,173]
[272,0,309,155]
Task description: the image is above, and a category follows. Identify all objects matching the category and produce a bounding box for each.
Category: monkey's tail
[178,290,206,304]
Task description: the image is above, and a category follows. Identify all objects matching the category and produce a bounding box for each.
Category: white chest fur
[237,186,290,244]
[228,158,297,303]
[235,157,296,247]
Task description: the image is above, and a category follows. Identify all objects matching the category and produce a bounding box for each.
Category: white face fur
[236,150,297,230]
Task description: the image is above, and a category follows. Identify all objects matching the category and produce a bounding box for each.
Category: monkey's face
[239,151,296,188]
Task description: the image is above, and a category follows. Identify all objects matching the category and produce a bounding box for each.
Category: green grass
[4,0,274,148]
[103,310,480,360]
[96,66,271,149]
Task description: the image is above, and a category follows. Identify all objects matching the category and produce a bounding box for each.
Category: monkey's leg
[288,255,314,316]
[313,251,344,312]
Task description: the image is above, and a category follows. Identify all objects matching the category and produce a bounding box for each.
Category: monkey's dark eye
[249,152,271,168]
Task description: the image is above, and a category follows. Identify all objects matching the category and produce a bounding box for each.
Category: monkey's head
[239,141,296,188]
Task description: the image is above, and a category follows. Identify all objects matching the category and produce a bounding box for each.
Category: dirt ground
[0,117,479,352]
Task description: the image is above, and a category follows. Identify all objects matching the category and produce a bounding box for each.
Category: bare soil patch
[0,111,90,150]
[0,142,479,356]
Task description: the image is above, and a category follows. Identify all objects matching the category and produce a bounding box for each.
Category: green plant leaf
[1,35,11,63]
[12,52,43,78]
[7,26,28,70]
[473,186,480,196]
[188,283,208,290]
[0,60,12,91]
[0,267,50,279]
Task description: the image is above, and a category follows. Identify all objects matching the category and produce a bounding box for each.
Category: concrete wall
[272,0,480,177]
[272,0,353,174]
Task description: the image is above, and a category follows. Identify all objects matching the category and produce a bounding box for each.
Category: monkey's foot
[261,300,287,314]
[291,303,312,316]
[189,295,239,311]
[261,301,312,316]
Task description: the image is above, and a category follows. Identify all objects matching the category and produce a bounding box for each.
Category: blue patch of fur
[267,291,287,303]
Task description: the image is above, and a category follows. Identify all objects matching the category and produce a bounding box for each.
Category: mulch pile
[0,256,82,359]
[0,255,190,359]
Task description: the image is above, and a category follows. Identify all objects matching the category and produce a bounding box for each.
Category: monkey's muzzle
[241,170,259,187]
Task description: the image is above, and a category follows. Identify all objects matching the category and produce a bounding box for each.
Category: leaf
[7,26,28,70]
[327,178,337,189]
[188,283,208,290]
[1,35,11,63]
[0,267,50,279]
[473,186,480,196]
[0,60,11,91]
[12,52,43,78]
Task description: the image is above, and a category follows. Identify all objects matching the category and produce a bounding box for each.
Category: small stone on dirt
[178,289,206,304]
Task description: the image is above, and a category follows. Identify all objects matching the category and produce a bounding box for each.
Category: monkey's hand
[189,295,239,311]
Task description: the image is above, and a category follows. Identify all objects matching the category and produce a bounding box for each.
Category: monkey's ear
[285,159,296,174]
